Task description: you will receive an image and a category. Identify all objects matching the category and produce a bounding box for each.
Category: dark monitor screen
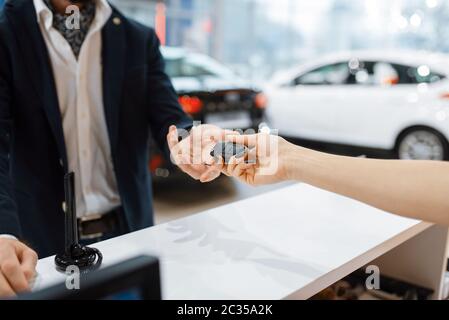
[17,255,161,300]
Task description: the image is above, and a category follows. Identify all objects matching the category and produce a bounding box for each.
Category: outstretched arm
[289,145,449,225]
[223,134,449,226]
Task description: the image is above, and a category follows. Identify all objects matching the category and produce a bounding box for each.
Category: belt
[78,208,121,240]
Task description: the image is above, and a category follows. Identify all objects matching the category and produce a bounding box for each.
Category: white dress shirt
[33,0,121,218]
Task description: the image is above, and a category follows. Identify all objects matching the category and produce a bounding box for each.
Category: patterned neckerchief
[43,0,96,59]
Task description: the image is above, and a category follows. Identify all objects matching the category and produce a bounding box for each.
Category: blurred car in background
[266,50,449,160]
[150,47,268,178]
[163,47,267,130]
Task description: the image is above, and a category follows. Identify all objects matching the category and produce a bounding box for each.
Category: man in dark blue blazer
[0,0,226,296]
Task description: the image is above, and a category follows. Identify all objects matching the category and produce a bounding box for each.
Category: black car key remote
[210,142,249,164]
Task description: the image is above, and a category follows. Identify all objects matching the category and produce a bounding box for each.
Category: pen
[64,172,78,255]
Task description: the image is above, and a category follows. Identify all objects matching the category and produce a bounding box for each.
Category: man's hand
[220,133,293,186]
[0,238,38,297]
[167,124,238,183]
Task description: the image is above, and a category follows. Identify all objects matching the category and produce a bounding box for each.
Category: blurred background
[107,0,449,223]
[2,0,449,223]
[109,0,449,84]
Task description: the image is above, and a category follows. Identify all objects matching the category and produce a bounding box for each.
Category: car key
[210,142,255,164]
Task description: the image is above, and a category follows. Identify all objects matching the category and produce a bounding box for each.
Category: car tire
[396,128,449,161]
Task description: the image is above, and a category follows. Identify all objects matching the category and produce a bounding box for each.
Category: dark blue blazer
[0,0,192,258]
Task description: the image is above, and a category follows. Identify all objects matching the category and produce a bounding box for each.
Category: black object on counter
[20,256,161,300]
[54,172,103,272]
[211,142,253,164]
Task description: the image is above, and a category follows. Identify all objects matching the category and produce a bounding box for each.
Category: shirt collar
[34,0,53,31]
[91,0,113,32]
[33,0,112,32]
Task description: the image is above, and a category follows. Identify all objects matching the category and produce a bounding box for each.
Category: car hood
[171,76,255,93]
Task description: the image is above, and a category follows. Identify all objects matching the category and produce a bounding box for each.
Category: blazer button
[59,159,64,167]
[113,17,121,25]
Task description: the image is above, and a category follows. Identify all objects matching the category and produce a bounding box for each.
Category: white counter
[34,183,448,299]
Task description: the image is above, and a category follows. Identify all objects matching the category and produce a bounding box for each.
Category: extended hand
[221,133,292,186]
[167,124,238,183]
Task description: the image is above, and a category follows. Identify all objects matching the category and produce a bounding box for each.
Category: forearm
[146,29,193,156]
[286,146,449,225]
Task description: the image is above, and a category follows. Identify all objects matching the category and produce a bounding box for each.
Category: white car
[265,50,449,160]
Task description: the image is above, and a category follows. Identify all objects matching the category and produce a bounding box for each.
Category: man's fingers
[224,129,240,134]
[178,164,201,180]
[224,134,258,148]
[226,156,242,177]
[246,166,258,185]
[169,137,192,166]
[0,273,15,298]
[204,157,223,170]
[234,162,254,176]
[180,152,193,166]
[168,126,185,166]
[230,157,247,177]
[203,128,240,141]
[216,157,232,176]
[220,129,241,139]
[200,170,220,183]
[167,125,179,150]
[200,159,221,183]
[225,156,236,176]
[246,147,258,164]
[19,248,38,282]
[0,255,29,293]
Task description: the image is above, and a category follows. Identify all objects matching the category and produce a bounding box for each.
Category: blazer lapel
[8,0,68,170]
[102,14,126,161]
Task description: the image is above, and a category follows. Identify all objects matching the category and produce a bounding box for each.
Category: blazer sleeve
[0,33,21,238]
[145,29,193,158]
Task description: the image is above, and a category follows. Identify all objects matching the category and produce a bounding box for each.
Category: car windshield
[164,53,236,79]
[294,60,446,86]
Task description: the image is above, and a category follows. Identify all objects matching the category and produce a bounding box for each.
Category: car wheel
[397,129,449,161]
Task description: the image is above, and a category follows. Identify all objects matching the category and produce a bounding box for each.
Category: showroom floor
[153,174,293,224]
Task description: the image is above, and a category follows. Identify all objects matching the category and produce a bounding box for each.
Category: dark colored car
[149,47,268,178]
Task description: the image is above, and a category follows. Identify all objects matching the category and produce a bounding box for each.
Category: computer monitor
[18,255,161,300]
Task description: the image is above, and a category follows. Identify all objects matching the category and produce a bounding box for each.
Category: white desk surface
[34,183,431,300]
